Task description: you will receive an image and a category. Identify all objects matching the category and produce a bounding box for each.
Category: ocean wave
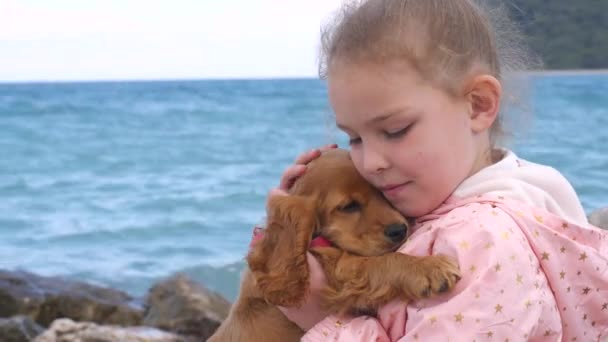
[0,77,605,302]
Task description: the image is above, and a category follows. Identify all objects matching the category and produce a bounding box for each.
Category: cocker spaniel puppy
[209,149,460,342]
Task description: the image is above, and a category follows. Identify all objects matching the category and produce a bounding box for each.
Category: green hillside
[504,0,608,69]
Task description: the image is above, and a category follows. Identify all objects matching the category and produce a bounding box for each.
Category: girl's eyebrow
[369,109,404,124]
[336,107,417,130]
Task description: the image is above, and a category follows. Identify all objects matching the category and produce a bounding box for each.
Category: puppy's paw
[406,255,461,299]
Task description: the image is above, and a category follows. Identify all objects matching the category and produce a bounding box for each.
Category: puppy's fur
[209,149,460,342]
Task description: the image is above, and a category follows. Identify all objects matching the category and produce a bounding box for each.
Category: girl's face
[328,61,492,217]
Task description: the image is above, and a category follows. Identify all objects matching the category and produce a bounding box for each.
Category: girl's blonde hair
[319,0,540,146]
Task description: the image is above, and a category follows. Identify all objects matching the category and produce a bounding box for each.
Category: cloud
[0,0,344,81]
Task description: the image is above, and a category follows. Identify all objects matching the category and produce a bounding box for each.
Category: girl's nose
[362,145,389,174]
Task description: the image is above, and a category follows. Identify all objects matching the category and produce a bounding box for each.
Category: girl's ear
[465,74,502,134]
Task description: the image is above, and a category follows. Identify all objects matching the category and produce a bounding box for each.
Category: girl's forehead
[328,59,417,76]
[327,60,431,94]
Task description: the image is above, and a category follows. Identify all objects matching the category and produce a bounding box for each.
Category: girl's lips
[381,182,411,198]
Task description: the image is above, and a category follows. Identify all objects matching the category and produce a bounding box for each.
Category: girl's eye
[384,125,412,139]
[348,137,362,146]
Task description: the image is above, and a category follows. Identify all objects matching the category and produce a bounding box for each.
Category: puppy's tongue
[309,236,332,248]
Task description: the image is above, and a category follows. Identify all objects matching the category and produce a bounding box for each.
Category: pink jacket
[295,151,608,341]
[302,195,608,341]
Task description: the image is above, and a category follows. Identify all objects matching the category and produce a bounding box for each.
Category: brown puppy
[209,149,460,342]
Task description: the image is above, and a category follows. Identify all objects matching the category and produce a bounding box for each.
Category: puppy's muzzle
[384,223,408,243]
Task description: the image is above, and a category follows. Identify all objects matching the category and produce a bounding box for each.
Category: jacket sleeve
[302,314,391,342]
[304,202,563,341]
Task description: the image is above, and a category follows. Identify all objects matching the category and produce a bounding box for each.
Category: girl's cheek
[396,152,421,173]
[411,150,433,170]
[349,152,366,176]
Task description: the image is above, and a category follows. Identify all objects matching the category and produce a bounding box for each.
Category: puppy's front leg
[247,195,317,307]
[311,249,461,315]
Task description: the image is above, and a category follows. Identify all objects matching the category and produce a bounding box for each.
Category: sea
[0,73,606,301]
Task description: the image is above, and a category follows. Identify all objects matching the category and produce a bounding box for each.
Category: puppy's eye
[339,201,361,213]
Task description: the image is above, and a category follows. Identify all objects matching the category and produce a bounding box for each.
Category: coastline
[526,69,608,76]
[1,69,608,84]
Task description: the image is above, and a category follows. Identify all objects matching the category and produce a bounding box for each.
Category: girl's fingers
[281,145,339,190]
[294,144,338,165]
[279,164,307,191]
[318,143,338,153]
[294,149,322,165]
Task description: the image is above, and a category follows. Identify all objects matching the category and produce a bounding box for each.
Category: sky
[0,0,344,82]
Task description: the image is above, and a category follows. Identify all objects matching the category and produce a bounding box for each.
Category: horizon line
[1,68,607,85]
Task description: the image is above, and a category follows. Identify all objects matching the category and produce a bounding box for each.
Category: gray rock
[144,274,231,341]
[0,270,143,327]
[589,207,608,230]
[0,270,233,341]
[0,316,45,342]
[33,318,188,342]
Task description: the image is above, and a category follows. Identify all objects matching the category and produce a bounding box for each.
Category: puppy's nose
[384,223,407,243]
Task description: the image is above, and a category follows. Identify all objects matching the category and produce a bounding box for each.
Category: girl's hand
[278,252,329,330]
[274,144,338,196]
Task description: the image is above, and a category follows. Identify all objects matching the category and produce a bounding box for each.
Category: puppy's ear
[247,195,318,307]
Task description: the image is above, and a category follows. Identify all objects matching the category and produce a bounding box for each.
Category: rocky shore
[0,271,231,342]
[589,207,608,230]
[2,207,606,342]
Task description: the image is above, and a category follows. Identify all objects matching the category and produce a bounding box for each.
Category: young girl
[267,0,608,340]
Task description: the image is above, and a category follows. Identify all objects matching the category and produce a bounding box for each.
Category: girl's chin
[393,197,437,218]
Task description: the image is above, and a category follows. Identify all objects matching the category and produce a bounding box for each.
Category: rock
[0,316,45,342]
[0,270,233,341]
[589,207,608,230]
[0,270,143,327]
[33,318,188,342]
[143,274,231,341]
